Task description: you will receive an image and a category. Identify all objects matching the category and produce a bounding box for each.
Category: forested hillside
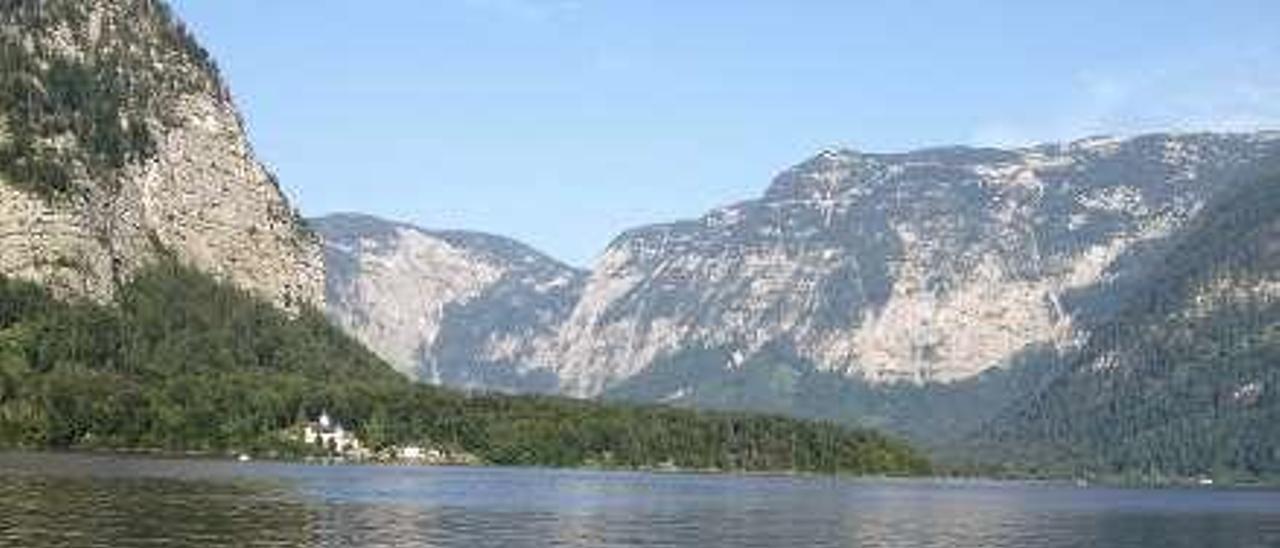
[980,174,1280,481]
[0,262,928,475]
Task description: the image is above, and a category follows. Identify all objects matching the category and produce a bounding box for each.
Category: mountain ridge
[550,130,1280,395]
[323,131,1278,386]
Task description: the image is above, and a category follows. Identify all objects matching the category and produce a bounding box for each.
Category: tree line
[0,261,929,476]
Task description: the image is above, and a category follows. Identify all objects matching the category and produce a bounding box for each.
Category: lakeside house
[303,412,364,455]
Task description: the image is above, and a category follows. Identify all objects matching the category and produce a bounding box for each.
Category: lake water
[2,453,1280,547]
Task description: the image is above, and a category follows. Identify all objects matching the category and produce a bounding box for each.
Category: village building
[396,445,446,463]
[303,412,364,455]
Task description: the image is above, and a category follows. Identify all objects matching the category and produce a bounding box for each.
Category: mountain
[319,132,1280,448]
[0,0,322,310]
[313,213,586,392]
[979,172,1280,479]
[558,133,1280,397]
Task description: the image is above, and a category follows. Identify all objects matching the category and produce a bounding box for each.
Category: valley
[1,0,1277,485]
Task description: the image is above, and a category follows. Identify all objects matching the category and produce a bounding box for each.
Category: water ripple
[2,453,1280,548]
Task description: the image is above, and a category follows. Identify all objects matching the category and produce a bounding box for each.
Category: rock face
[555,132,1280,397]
[320,132,1280,409]
[0,0,323,310]
[314,214,585,391]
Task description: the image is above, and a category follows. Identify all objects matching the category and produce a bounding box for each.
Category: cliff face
[0,0,323,310]
[554,133,1280,397]
[314,214,585,391]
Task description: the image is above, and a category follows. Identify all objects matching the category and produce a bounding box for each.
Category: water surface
[2,452,1279,547]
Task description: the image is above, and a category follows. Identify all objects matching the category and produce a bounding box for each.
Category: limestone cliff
[0,0,323,310]
[553,133,1280,396]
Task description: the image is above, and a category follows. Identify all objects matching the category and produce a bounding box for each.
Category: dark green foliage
[981,174,1280,482]
[0,264,928,475]
[605,340,1066,450]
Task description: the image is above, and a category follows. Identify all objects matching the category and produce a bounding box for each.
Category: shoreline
[4,447,1275,490]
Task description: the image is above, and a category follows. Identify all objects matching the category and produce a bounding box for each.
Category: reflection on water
[2,452,1280,548]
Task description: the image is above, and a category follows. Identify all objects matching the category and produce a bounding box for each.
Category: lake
[2,452,1279,547]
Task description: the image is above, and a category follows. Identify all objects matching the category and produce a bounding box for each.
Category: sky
[169,0,1280,266]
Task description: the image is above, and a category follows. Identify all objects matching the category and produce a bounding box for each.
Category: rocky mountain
[314,214,585,392]
[556,132,1280,398]
[0,0,322,310]
[322,132,1280,434]
[980,172,1280,478]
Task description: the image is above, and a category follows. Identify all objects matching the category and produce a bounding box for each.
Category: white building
[397,446,425,460]
[303,412,363,454]
[396,445,444,463]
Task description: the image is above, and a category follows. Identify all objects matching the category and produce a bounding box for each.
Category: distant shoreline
[6,448,1275,492]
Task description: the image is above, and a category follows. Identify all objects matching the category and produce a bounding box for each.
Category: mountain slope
[314,214,585,392]
[981,173,1280,479]
[555,133,1280,397]
[0,0,322,310]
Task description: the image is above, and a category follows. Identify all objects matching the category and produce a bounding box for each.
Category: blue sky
[170,0,1280,266]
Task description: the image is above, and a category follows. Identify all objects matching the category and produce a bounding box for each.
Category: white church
[302,412,364,455]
